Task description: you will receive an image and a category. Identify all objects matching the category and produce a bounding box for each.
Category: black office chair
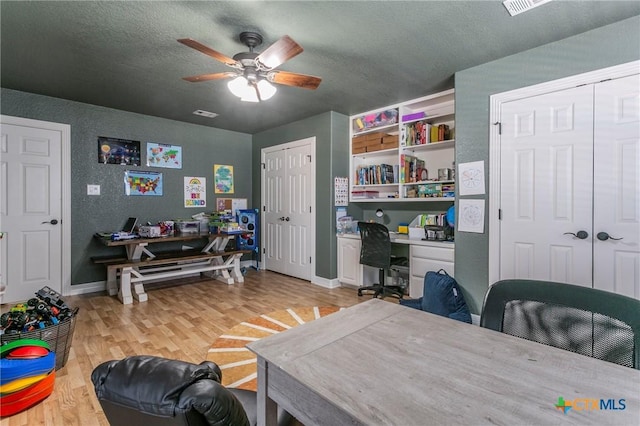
[480,279,640,370]
[356,222,407,299]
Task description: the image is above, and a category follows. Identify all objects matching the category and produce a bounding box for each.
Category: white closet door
[499,85,594,285]
[593,74,640,299]
[282,144,312,281]
[262,141,313,281]
[264,149,286,274]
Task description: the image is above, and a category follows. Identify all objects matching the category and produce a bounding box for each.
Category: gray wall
[454,16,640,313]
[251,111,349,280]
[1,89,252,285]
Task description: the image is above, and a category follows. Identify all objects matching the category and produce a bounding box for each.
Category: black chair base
[357,284,405,299]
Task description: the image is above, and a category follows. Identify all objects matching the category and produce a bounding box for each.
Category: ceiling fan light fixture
[227,75,276,102]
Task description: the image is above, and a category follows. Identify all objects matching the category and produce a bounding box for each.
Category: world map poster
[124,170,163,196]
[146,142,182,169]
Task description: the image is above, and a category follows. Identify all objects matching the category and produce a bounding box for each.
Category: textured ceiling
[1,1,639,134]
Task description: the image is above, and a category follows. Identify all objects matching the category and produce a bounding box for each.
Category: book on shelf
[430,126,439,142]
[401,120,431,146]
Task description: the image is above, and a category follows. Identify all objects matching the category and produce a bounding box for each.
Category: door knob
[285,217,290,222]
[563,230,589,239]
[42,219,59,225]
[597,232,623,241]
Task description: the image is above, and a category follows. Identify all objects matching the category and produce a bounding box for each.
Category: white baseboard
[65,281,106,296]
[310,275,341,289]
[471,313,481,326]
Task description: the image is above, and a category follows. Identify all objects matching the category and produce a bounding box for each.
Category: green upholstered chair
[480,280,640,370]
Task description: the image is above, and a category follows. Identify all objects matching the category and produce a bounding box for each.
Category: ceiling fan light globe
[228,76,252,98]
[257,80,277,100]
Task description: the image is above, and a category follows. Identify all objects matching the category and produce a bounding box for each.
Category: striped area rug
[206,306,343,391]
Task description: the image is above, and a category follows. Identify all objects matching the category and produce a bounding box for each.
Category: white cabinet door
[593,74,640,299]
[337,237,361,286]
[338,238,362,286]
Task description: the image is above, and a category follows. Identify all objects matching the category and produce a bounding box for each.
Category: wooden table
[247,299,640,426]
[96,231,234,260]
[95,232,246,303]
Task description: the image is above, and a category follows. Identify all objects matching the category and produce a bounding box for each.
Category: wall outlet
[87,184,100,195]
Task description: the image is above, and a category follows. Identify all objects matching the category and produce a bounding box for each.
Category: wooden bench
[92,249,251,304]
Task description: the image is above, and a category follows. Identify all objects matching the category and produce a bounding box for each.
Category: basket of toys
[0,286,78,370]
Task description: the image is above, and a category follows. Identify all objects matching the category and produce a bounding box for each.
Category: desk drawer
[409,245,454,298]
[410,245,454,262]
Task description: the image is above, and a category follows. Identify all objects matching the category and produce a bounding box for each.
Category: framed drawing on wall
[214,165,234,194]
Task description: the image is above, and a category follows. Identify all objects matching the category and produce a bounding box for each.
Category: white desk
[248,299,640,426]
[337,232,454,297]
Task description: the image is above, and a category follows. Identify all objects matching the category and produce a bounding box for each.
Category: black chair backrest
[357,222,391,269]
[480,279,640,370]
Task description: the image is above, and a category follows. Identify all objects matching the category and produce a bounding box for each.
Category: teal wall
[251,111,349,280]
[2,16,637,297]
[0,89,252,285]
[454,16,640,313]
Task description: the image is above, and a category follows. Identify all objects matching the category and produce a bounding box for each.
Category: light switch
[87,184,100,195]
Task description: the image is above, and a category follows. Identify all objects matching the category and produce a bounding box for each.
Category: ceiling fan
[178,32,322,102]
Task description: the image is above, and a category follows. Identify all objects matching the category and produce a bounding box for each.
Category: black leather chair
[356,221,407,299]
[480,279,640,370]
[91,355,294,426]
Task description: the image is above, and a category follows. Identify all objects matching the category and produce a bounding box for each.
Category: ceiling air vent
[193,110,219,118]
[503,0,552,16]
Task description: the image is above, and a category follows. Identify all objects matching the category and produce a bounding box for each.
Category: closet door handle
[564,231,589,239]
[597,232,623,241]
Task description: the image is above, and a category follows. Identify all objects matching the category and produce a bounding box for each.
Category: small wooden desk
[248,299,640,426]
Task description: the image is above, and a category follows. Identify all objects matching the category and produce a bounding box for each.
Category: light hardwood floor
[1,270,367,426]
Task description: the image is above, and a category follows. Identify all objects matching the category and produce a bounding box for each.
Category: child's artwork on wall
[99,136,141,165]
[184,177,206,207]
[147,142,182,169]
[124,170,163,196]
[214,165,234,194]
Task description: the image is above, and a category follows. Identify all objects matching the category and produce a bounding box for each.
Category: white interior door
[0,120,64,303]
[264,149,286,274]
[261,138,314,281]
[499,85,594,285]
[593,74,640,298]
[283,144,312,280]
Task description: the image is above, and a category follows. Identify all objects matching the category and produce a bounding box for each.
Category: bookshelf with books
[349,89,456,202]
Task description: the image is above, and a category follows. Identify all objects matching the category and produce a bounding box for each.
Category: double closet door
[262,139,314,281]
[499,74,639,299]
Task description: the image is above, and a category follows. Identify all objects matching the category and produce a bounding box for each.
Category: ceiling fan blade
[255,35,303,69]
[177,38,239,67]
[182,72,237,82]
[269,71,322,90]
